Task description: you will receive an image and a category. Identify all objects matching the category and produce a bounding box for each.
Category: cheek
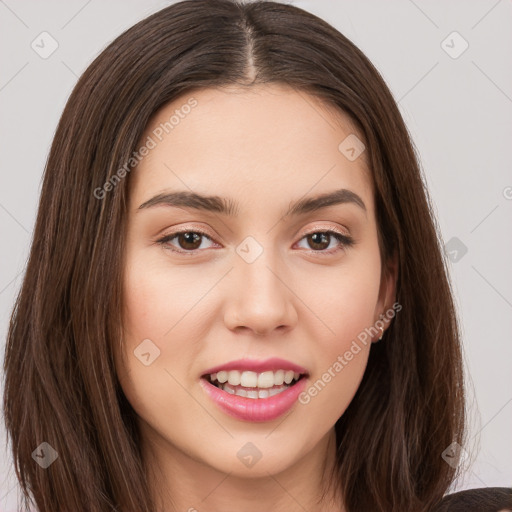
[122,251,211,342]
[298,290,375,426]
[118,246,223,405]
[296,252,381,417]
[310,253,382,351]
[116,260,210,438]
[123,279,167,342]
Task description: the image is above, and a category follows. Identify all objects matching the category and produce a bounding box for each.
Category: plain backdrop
[1,0,511,510]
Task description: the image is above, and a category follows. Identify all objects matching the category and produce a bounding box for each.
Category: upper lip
[201,357,308,376]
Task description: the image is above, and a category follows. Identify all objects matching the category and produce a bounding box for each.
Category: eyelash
[156,228,355,257]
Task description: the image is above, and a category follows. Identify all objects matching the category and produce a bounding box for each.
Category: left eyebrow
[137,188,367,218]
[287,188,367,217]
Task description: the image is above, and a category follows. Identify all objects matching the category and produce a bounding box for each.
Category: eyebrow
[137,188,367,217]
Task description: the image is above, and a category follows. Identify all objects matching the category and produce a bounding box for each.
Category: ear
[373,249,399,342]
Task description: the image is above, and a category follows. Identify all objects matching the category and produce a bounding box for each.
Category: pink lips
[200,358,308,423]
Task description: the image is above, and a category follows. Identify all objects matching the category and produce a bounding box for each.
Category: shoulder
[431,487,512,511]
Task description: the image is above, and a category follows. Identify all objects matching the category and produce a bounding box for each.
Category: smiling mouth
[203,369,307,399]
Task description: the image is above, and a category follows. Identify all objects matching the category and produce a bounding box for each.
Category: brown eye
[296,230,354,255]
[177,232,202,250]
[307,232,331,250]
[157,230,216,254]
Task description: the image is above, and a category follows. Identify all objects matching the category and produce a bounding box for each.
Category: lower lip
[200,377,308,422]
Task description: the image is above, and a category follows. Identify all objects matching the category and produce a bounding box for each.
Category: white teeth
[217,371,228,383]
[284,370,294,384]
[268,387,283,397]
[257,371,275,388]
[274,369,284,385]
[209,369,303,388]
[240,371,258,387]
[220,382,291,399]
[227,370,241,386]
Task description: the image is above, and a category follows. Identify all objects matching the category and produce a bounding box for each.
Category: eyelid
[157,222,351,240]
[298,223,351,239]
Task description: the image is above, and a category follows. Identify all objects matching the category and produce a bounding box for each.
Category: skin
[115,83,397,512]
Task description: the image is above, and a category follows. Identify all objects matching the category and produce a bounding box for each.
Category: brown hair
[2,0,465,510]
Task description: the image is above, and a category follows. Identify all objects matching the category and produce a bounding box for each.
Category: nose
[223,251,298,337]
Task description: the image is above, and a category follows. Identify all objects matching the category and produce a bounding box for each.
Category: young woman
[3,0,486,510]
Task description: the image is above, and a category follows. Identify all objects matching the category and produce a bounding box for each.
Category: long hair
[2,1,465,510]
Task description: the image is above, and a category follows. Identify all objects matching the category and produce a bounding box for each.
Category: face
[115,84,396,483]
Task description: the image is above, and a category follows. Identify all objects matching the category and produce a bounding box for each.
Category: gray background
[1,0,511,509]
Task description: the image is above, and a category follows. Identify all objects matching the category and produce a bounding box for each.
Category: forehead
[130,84,373,214]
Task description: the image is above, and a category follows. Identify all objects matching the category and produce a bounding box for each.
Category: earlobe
[378,314,385,341]
[383,249,399,310]
[371,313,385,344]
